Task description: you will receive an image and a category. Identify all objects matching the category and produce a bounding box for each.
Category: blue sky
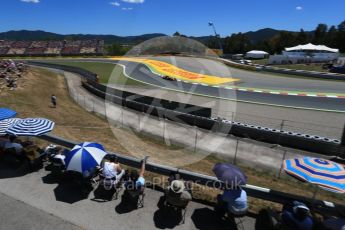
[1,0,344,36]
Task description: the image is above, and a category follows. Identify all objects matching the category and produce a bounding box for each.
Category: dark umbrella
[0,108,17,121]
[212,163,247,187]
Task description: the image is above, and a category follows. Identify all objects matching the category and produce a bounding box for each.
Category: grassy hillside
[45,61,143,85]
[1,67,343,212]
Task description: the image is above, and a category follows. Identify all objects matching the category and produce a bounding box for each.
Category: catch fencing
[28,61,345,157]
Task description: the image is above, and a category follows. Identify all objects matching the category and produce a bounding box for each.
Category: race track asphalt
[37,56,345,111]
[108,59,345,112]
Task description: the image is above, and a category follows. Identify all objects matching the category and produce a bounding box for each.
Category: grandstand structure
[0,39,104,56]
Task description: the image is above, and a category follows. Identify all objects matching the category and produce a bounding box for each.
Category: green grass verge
[251,59,330,72]
[271,63,329,72]
[251,59,269,65]
[44,61,143,85]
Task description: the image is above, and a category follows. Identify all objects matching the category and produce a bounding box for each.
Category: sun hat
[171,180,185,194]
[292,201,310,212]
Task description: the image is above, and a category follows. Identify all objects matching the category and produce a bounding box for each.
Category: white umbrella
[6,118,55,136]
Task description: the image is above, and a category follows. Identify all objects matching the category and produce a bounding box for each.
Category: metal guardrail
[28,61,344,156]
[218,58,345,81]
[39,133,345,216]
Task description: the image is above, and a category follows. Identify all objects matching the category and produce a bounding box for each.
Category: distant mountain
[0,30,63,41]
[0,30,167,45]
[0,29,311,45]
[244,28,282,43]
[243,28,314,44]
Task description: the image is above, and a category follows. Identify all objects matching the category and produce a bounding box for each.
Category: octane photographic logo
[105,36,237,168]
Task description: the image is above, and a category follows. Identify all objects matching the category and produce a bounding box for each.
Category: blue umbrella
[213,163,247,187]
[65,142,107,175]
[0,118,21,136]
[0,108,17,121]
[284,157,345,193]
[6,118,55,136]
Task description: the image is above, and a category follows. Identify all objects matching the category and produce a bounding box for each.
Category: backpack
[125,180,141,200]
[103,177,116,191]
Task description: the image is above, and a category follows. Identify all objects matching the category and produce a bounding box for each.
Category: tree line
[207,21,345,54]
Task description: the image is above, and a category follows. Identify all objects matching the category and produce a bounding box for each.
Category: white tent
[245,50,269,59]
[285,43,339,53]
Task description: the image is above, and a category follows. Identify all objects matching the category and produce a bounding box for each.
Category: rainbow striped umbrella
[283,157,345,193]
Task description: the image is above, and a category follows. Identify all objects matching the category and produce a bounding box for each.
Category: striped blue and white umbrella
[0,118,21,136]
[284,157,345,193]
[65,142,107,174]
[0,108,17,121]
[6,118,55,136]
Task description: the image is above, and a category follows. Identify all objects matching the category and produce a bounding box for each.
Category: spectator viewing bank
[0,39,104,56]
[1,64,344,229]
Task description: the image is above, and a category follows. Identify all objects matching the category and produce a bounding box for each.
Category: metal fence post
[280,120,285,131]
[277,150,287,179]
[233,138,239,165]
[194,126,198,152]
[121,107,123,128]
[341,124,345,146]
[163,113,166,142]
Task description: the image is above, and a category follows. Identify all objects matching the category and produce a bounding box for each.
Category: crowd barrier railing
[39,133,345,217]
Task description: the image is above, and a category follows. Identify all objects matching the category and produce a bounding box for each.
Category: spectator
[125,156,149,193]
[323,207,345,230]
[102,155,125,186]
[165,179,192,207]
[4,136,23,154]
[51,94,57,108]
[217,187,248,217]
[0,135,9,148]
[281,201,313,230]
[53,149,66,165]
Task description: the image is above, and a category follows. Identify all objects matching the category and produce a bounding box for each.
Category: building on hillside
[245,50,269,59]
[269,43,339,65]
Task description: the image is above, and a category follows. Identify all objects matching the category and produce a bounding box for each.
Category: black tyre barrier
[140,103,150,114]
[162,109,196,127]
[194,116,216,130]
[217,119,232,135]
[30,62,343,156]
[89,80,107,92]
[143,105,164,118]
[109,95,124,106]
[164,109,179,121]
[124,100,144,112]
[82,82,106,99]
[174,112,196,127]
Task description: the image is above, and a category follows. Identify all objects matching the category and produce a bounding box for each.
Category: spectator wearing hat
[165,180,192,207]
[281,201,313,230]
[322,206,345,230]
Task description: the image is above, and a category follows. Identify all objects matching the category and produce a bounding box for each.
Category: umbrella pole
[311,186,319,204]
